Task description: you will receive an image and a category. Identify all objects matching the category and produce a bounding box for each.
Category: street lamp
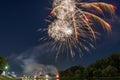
[45,74,49,80]
[5,66,8,70]
[4,66,9,75]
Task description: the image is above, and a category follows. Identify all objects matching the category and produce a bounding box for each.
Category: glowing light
[56,74,59,78]
[5,66,8,70]
[45,74,49,78]
[45,74,49,80]
[65,27,73,35]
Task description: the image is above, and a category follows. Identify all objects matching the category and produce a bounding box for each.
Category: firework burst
[39,0,115,58]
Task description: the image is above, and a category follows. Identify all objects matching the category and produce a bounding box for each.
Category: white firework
[40,0,115,58]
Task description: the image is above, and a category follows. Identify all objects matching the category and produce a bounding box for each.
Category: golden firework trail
[39,0,116,58]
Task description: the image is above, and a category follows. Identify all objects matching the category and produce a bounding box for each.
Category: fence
[22,75,59,80]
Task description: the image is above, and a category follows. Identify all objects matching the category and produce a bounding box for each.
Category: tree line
[59,52,120,79]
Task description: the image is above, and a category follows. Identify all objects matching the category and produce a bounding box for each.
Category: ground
[0,75,21,80]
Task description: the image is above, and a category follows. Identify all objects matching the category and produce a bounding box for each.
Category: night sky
[0,0,120,76]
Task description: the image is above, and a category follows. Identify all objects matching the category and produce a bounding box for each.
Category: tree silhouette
[60,52,120,78]
[0,56,8,75]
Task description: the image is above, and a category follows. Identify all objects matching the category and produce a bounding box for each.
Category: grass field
[0,75,21,80]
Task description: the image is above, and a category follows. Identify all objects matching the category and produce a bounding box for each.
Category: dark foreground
[60,77,120,80]
[1,76,120,80]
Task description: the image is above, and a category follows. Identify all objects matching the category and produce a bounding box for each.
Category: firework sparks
[40,0,115,58]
